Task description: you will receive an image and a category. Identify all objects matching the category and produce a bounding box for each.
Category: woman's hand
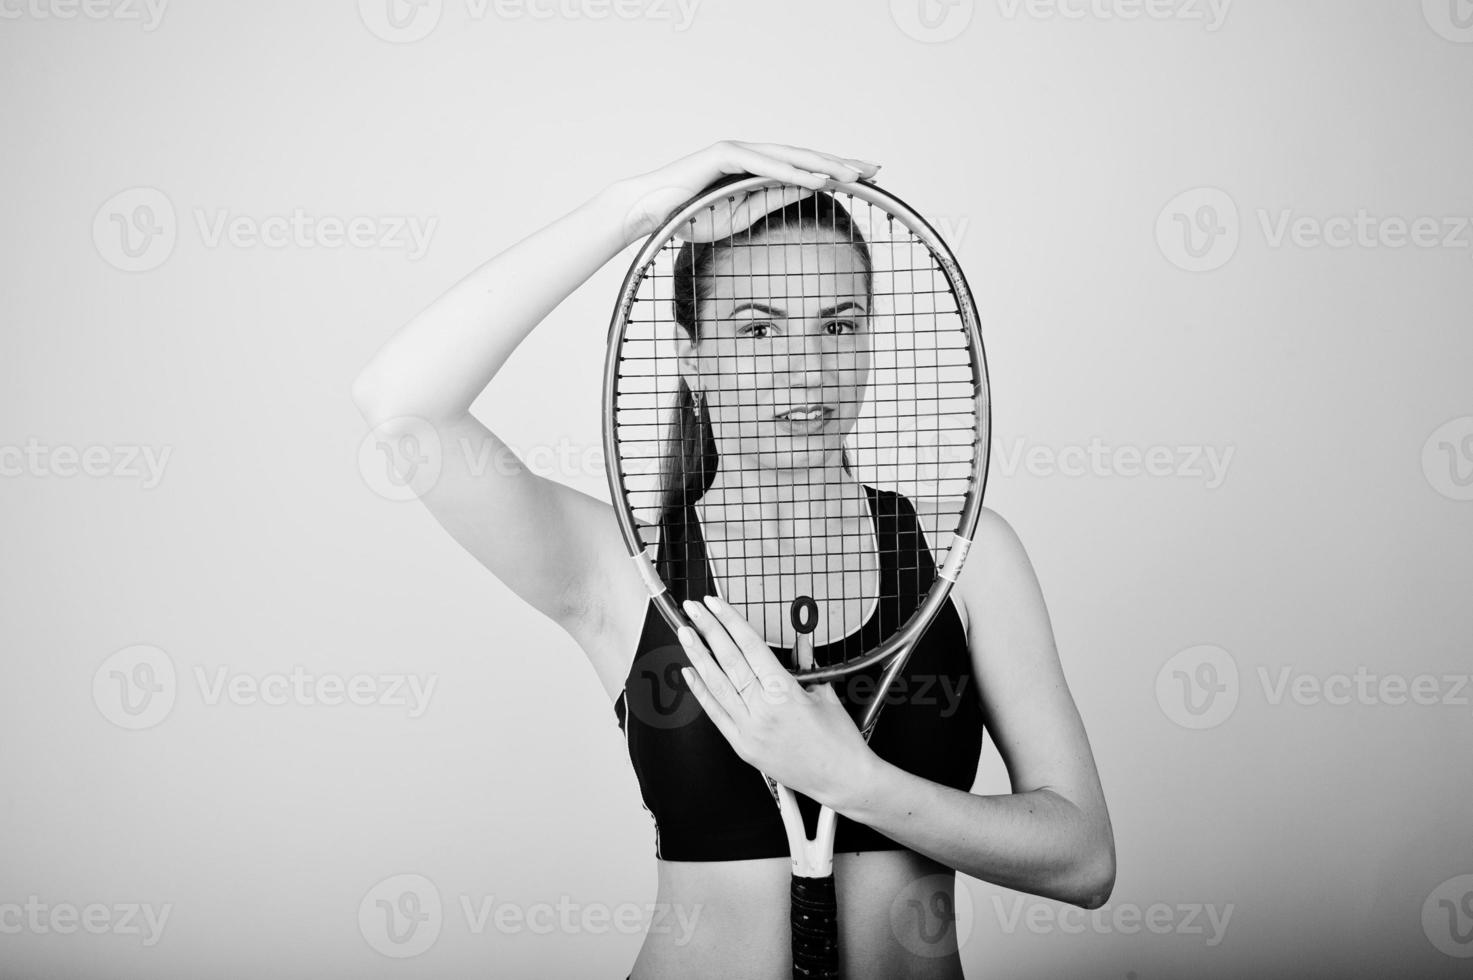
[616,141,881,246]
[676,594,876,809]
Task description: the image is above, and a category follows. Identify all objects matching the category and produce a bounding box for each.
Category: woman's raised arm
[350,144,877,686]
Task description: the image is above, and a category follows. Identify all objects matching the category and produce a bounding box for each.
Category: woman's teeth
[778,407,828,421]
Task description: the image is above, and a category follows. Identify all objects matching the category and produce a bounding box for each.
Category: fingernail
[677,626,696,645]
[703,594,722,610]
[682,599,703,618]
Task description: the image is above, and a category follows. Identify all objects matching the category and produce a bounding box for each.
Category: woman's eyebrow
[727,301,784,318]
[724,300,867,318]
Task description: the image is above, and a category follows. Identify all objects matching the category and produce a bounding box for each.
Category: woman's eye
[826,319,859,335]
[740,322,775,339]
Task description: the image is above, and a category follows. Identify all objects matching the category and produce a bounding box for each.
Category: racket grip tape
[790,873,840,979]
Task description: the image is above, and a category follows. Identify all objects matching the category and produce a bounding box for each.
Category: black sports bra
[614,485,985,861]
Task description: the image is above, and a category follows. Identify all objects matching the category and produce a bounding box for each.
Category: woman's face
[682,225,872,476]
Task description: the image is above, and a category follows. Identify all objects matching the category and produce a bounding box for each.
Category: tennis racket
[604,173,990,979]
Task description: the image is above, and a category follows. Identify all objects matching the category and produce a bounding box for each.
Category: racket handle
[790,873,840,979]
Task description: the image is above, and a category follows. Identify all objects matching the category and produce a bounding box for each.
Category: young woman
[352,140,1115,979]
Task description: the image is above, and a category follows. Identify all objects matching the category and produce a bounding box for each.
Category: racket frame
[602,174,991,979]
[603,175,991,683]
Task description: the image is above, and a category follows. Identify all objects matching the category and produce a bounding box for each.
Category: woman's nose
[780,331,830,380]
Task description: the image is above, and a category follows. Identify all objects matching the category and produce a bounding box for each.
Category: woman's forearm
[352,179,640,424]
[833,756,1116,909]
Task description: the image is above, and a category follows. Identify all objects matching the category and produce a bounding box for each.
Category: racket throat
[769,779,839,878]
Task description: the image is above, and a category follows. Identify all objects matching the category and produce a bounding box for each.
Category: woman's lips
[772,405,834,433]
[773,404,832,422]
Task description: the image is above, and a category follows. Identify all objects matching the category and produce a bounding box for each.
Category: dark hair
[659,189,873,523]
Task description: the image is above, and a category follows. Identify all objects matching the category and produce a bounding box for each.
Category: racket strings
[613,185,979,667]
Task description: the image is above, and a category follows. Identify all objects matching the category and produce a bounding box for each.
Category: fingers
[682,599,763,699]
[673,140,882,244]
[678,663,742,744]
[677,624,751,723]
[713,140,881,188]
[722,145,829,190]
[724,185,817,237]
[741,142,880,184]
[692,594,794,689]
[794,629,816,672]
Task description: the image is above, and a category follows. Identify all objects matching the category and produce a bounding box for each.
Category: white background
[2,1,1471,977]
